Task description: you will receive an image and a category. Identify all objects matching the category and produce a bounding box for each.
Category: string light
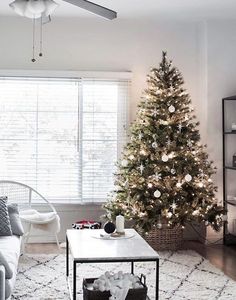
[103,51,224,234]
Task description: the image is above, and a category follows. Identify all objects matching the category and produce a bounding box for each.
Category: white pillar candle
[116,215,124,233]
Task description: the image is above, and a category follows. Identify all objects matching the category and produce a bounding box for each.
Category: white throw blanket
[19,209,60,232]
[93,271,142,300]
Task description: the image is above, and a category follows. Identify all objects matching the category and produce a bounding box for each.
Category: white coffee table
[66,228,159,300]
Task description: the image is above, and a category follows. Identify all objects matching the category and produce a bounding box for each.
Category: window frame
[0,70,131,204]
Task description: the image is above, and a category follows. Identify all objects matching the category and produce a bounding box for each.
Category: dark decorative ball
[104,221,116,234]
[39,53,43,57]
[31,58,36,62]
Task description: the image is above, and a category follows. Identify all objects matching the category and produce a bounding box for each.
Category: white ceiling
[1,0,236,20]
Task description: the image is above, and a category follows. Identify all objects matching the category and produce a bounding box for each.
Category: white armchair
[0,180,60,252]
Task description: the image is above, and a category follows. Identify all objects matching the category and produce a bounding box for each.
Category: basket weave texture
[138,226,183,251]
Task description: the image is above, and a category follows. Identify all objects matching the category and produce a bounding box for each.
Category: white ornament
[171,168,176,174]
[155,173,162,180]
[171,202,177,214]
[176,182,182,188]
[121,159,128,167]
[152,108,158,117]
[140,149,147,156]
[178,124,182,132]
[187,139,193,147]
[154,190,161,198]
[139,133,143,140]
[162,154,169,162]
[152,142,158,148]
[167,140,171,147]
[168,105,175,113]
[185,174,192,182]
[139,164,144,174]
[192,210,200,216]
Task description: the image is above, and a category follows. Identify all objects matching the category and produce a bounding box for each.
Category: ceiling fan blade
[63,0,117,20]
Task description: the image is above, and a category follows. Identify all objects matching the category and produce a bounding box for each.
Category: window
[0,77,129,203]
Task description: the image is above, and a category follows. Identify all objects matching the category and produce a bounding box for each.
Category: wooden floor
[185,241,236,281]
[25,241,236,281]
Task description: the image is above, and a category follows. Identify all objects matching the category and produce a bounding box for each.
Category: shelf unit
[222,95,236,245]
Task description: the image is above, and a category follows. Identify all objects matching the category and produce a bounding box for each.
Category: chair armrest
[0,265,5,300]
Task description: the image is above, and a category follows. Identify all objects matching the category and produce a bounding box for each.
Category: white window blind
[80,80,128,202]
[0,76,129,203]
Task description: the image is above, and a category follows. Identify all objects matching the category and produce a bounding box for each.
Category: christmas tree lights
[104,52,224,233]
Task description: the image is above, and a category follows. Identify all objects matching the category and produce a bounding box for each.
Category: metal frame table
[66,228,159,300]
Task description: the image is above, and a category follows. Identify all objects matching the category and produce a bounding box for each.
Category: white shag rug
[12,250,236,300]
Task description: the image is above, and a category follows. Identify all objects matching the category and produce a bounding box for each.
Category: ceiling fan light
[9,0,27,17]
[44,0,59,17]
[27,0,46,14]
[24,7,42,19]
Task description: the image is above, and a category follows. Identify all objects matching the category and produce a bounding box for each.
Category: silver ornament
[152,142,158,148]
[171,168,176,174]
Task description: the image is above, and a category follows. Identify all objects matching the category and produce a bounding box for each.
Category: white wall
[207,20,236,188]
[206,20,236,237]
[0,16,206,242]
[0,16,199,117]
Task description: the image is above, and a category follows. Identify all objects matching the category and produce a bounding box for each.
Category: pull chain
[39,16,43,57]
[32,17,36,62]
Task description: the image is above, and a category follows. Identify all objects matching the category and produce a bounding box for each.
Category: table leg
[66,235,69,277]
[155,259,159,300]
[73,261,77,300]
[131,261,134,274]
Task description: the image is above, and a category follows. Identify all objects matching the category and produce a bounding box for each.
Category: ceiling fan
[9,0,117,20]
[61,0,117,20]
[9,0,117,62]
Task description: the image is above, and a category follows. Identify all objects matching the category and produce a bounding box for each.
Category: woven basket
[138,226,183,251]
[83,275,147,300]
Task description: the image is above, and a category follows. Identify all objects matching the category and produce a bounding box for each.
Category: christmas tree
[104,52,224,233]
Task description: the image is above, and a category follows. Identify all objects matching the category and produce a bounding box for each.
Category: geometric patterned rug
[12,250,236,300]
